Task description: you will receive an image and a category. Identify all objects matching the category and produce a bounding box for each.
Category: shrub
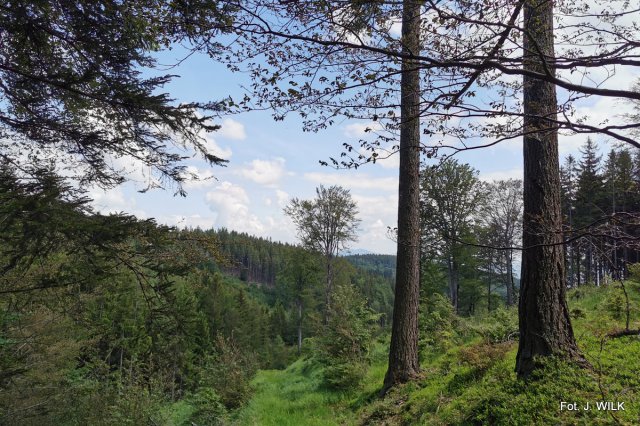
[604,290,626,320]
[628,263,640,281]
[470,307,518,344]
[188,387,227,426]
[420,293,460,352]
[458,342,511,374]
[317,284,379,391]
[323,361,368,391]
[200,335,257,409]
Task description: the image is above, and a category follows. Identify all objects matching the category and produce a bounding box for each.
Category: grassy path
[233,359,357,425]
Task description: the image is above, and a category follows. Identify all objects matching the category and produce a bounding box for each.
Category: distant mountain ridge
[342,253,397,280]
[341,248,375,256]
[208,228,397,286]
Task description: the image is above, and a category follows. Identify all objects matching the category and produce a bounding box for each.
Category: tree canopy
[0,0,234,192]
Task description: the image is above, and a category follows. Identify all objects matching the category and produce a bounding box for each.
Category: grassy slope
[235,282,640,426]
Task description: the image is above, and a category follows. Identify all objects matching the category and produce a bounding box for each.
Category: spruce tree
[574,138,604,284]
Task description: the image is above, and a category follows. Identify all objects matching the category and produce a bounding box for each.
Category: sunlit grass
[236,282,640,425]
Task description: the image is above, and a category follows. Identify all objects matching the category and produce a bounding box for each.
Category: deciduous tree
[284,185,359,324]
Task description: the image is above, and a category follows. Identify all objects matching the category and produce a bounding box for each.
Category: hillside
[235,282,640,425]
[342,254,397,281]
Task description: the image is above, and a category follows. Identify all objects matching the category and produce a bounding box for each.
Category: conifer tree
[575,138,604,284]
[560,155,579,287]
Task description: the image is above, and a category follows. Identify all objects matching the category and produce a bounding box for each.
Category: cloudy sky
[87,41,638,255]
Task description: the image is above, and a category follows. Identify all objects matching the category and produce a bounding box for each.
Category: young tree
[279,248,322,354]
[560,154,579,287]
[421,159,486,312]
[516,0,585,377]
[574,138,604,284]
[284,185,359,324]
[481,179,522,306]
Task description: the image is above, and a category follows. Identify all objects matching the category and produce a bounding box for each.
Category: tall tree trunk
[586,242,592,284]
[507,250,515,305]
[487,261,493,313]
[516,0,585,377]
[576,245,582,286]
[451,257,460,313]
[382,0,421,393]
[447,256,456,309]
[324,255,334,325]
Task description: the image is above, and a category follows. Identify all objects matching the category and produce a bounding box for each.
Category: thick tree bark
[516,0,585,377]
[382,0,421,393]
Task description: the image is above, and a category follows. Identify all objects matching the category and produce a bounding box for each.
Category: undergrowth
[235,281,640,426]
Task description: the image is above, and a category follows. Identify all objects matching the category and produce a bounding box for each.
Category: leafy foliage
[0,0,233,191]
[318,284,380,391]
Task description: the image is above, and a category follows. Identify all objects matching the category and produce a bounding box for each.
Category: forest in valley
[2,1,640,425]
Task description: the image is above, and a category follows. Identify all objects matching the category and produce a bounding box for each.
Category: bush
[323,361,368,391]
[458,342,511,374]
[317,284,379,391]
[628,263,640,281]
[604,290,626,320]
[470,307,518,344]
[200,335,257,409]
[188,387,227,426]
[420,293,460,351]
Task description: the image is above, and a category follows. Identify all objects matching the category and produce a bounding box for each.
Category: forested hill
[210,228,396,288]
[342,254,396,280]
[210,228,293,286]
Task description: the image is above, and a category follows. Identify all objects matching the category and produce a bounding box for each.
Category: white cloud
[205,181,265,234]
[89,187,132,213]
[217,118,246,140]
[556,94,636,156]
[359,218,396,254]
[238,157,287,187]
[304,172,398,192]
[203,181,298,243]
[203,133,233,160]
[352,193,398,220]
[343,121,383,138]
[87,186,148,220]
[161,214,216,230]
[372,149,400,169]
[388,19,402,38]
[275,189,290,207]
[350,193,398,254]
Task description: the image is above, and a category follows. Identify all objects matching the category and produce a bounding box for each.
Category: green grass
[233,357,357,425]
[236,282,640,425]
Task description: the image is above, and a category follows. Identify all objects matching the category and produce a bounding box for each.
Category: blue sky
[87,45,637,255]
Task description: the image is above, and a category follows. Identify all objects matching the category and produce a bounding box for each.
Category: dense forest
[3,0,640,425]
